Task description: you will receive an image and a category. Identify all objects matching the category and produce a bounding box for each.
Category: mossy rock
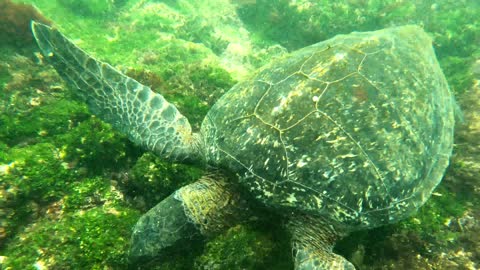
[2,142,74,202]
[2,206,140,269]
[195,224,292,270]
[125,152,203,210]
[0,99,88,145]
[0,142,74,244]
[63,176,125,212]
[55,116,132,174]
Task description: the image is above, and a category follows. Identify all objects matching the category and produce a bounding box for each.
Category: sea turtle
[31,22,455,269]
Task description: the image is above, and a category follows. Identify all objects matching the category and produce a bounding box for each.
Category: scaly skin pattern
[288,215,355,270]
[31,22,203,163]
[130,189,201,262]
[177,172,253,236]
[130,173,252,262]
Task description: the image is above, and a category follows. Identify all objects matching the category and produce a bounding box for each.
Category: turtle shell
[201,25,455,229]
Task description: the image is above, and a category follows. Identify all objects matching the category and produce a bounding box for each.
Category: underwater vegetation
[236,0,480,94]
[57,0,128,17]
[1,0,479,269]
[4,205,140,269]
[0,0,51,48]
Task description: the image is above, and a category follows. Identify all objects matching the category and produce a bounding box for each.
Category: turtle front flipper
[31,21,203,163]
[130,172,252,264]
[288,216,356,270]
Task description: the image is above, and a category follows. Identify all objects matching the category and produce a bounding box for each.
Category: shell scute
[202,26,454,228]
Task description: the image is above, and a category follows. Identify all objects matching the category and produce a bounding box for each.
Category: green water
[0,0,479,269]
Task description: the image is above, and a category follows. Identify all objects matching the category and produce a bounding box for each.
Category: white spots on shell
[357,198,363,212]
[348,162,358,173]
[332,205,356,221]
[326,135,348,149]
[271,88,305,117]
[295,155,312,168]
[313,196,323,209]
[257,136,270,145]
[263,190,274,197]
[333,52,347,62]
[296,160,307,168]
[337,153,358,159]
[314,126,341,142]
[322,169,334,180]
[263,157,270,167]
[271,96,287,116]
[310,60,330,77]
[202,26,451,230]
[286,193,298,204]
[272,140,281,148]
[364,186,373,200]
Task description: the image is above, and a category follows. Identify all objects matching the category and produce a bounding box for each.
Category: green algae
[63,176,125,212]
[0,99,88,145]
[1,0,479,269]
[54,116,131,174]
[237,0,480,95]
[440,56,476,95]
[2,143,75,203]
[57,0,123,17]
[0,63,10,88]
[196,224,291,270]
[0,142,74,247]
[2,206,140,269]
[400,185,467,242]
[127,152,202,209]
[334,181,472,269]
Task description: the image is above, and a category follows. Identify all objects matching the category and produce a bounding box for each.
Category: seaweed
[57,0,127,18]
[2,206,140,269]
[0,0,51,48]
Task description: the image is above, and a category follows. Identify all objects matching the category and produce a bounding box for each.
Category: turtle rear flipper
[130,173,252,265]
[31,21,203,163]
[288,216,356,270]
